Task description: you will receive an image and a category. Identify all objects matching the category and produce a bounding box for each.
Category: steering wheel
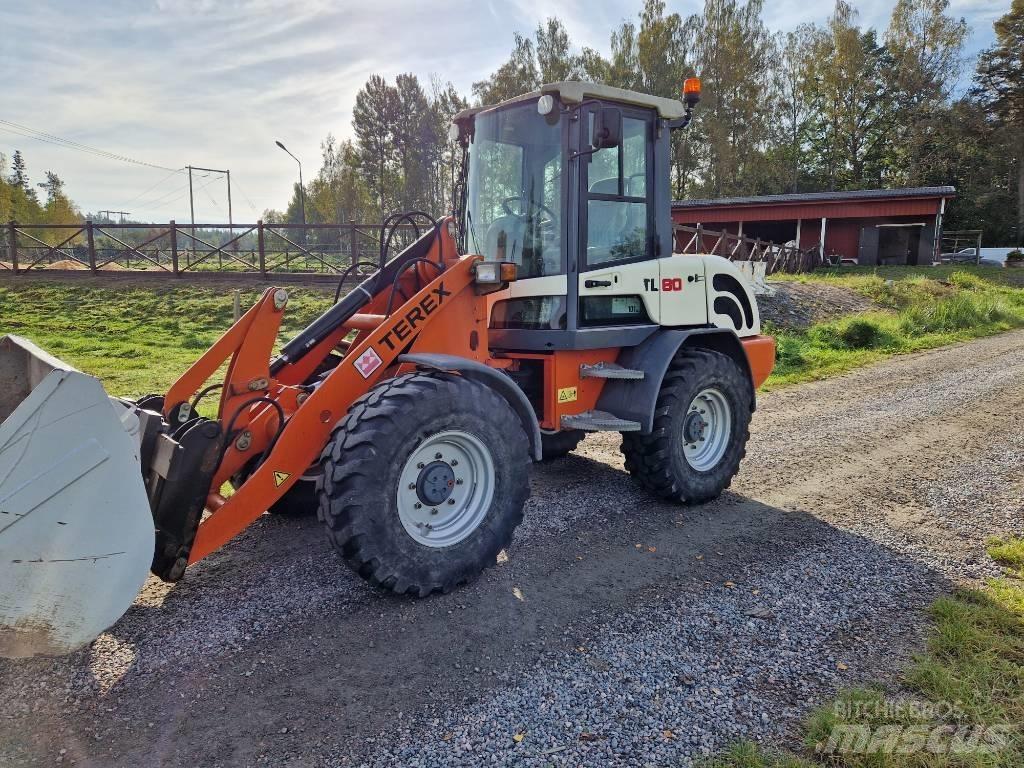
[501,196,557,227]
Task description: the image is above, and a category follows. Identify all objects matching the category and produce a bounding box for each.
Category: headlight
[473,261,517,292]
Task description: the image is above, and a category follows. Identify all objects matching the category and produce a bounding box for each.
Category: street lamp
[275,140,306,245]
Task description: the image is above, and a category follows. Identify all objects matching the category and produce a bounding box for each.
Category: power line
[0,119,179,171]
[229,177,261,214]
[118,167,186,209]
[133,173,220,216]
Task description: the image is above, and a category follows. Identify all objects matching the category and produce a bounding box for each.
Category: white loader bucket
[0,335,154,658]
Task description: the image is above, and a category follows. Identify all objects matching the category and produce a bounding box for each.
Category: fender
[596,328,756,434]
[398,353,543,461]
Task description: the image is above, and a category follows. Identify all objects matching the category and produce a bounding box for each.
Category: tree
[803,2,893,189]
[536,18,579,83]
[9,150,29,194]
[429,77,469,215]
[688,0,776,196]
[883,0,968,186]
[352,75,400,212]
[768,25,817,193]
[974,0,1024,244]
[472,33,539,104]
[393,73,439,211]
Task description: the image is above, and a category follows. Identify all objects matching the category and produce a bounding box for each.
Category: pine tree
[974,0,1024,245]
[353,75,400,212]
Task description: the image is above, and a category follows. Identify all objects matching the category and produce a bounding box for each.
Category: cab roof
[454,81,687,122]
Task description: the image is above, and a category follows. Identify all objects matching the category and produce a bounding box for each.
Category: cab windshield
[463,100,562,279]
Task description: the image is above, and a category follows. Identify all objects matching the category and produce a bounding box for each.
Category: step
[561,410,642,432]
[579,362,645,380]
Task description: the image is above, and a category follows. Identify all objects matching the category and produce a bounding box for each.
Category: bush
[1006,250,1024,263]
[809,314,900,350]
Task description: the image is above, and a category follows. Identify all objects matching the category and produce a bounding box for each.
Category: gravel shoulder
[2,331,1023,767]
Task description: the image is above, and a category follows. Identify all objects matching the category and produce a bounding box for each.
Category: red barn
[672,186,956,266]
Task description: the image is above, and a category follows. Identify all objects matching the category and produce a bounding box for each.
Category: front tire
[621,349,752,504]
[317,372,530,596]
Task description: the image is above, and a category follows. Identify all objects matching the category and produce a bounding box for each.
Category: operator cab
[452,82,697,352]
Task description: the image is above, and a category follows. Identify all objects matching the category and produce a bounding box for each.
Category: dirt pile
[759,280,873,330]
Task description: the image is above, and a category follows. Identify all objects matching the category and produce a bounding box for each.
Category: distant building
[673,186,956,266]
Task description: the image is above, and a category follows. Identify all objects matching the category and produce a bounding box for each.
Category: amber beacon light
[682,77,701,106]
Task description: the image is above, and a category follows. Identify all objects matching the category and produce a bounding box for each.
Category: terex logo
[378,282,451,352]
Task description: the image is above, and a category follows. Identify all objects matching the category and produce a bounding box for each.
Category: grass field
[764,266,1024,388]
[2,266,1024,396]
[0,282,333,396]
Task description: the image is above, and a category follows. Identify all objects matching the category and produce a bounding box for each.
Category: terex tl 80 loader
[0,80,775,657]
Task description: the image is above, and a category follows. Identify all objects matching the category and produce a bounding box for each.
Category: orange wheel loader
[0,80,774,657]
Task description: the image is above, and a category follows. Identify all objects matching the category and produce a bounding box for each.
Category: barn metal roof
[673,186,956,209]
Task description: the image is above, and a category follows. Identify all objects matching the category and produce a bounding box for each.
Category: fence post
[7,221,18,274]
[85,220,97,272]
[257,220,266,276]
[170,221,179,276]
[695,223,703,254]
[349,223,358,267]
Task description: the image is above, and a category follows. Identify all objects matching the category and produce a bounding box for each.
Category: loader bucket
[0,335,154,658]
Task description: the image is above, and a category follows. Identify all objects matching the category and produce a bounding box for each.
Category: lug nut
[414,502,422,509]
[408,483,416,490]
[417,462,425,469]
[447,499,455,505]
[451,459,458,466]
[435,452,443,460]
[433,507,441,514]
[455,478,464,485]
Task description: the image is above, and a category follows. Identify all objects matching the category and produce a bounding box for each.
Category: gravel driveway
[2,330,1023,767]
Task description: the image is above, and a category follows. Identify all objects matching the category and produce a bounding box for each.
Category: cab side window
[585,115,651,267]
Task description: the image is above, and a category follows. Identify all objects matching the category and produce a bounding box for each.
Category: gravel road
[2,330,1023,767]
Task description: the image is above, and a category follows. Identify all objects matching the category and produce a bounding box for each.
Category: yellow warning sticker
[557,386,578,403]
[273,471,291,487]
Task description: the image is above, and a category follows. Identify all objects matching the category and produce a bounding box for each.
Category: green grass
[3,267,1024,396]
[706,538,1024,768]
[0,283,332,396]
[763,267,1024,388]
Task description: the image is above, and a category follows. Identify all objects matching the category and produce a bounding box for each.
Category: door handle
[585,279,612,288]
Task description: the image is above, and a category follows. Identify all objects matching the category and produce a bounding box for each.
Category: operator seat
[483,215,526,265]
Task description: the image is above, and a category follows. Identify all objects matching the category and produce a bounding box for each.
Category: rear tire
[621,349,751,504]
[317,372,530,596]
[540,429,585,461]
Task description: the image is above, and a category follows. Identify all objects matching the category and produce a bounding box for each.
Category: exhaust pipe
[0,335,155,658]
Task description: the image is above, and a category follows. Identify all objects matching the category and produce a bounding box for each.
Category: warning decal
[557,386,578,403]
[273,471,291,487]
[353,346,384,379]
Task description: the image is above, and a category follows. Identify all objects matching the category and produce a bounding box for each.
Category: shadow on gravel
[1,451,956,768]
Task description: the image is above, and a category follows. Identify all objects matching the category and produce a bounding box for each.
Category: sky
[0,0,1009,223]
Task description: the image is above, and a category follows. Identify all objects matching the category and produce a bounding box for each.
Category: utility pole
[187,165,196,261]
[187,165,232,262]
[98,210,130,224]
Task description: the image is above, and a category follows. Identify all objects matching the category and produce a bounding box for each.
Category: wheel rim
[397,430,495,548]
[681,387,732,472]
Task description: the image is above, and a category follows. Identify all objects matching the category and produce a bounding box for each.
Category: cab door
[577,106,659,327]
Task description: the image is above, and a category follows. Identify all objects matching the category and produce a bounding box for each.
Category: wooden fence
[0,220,421,276]
[2,220,823,278]
[674,224,822,274]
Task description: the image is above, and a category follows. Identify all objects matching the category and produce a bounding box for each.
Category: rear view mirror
[592,107,622,150]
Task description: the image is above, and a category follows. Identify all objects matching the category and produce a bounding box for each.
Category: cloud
[0,0,999,220]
